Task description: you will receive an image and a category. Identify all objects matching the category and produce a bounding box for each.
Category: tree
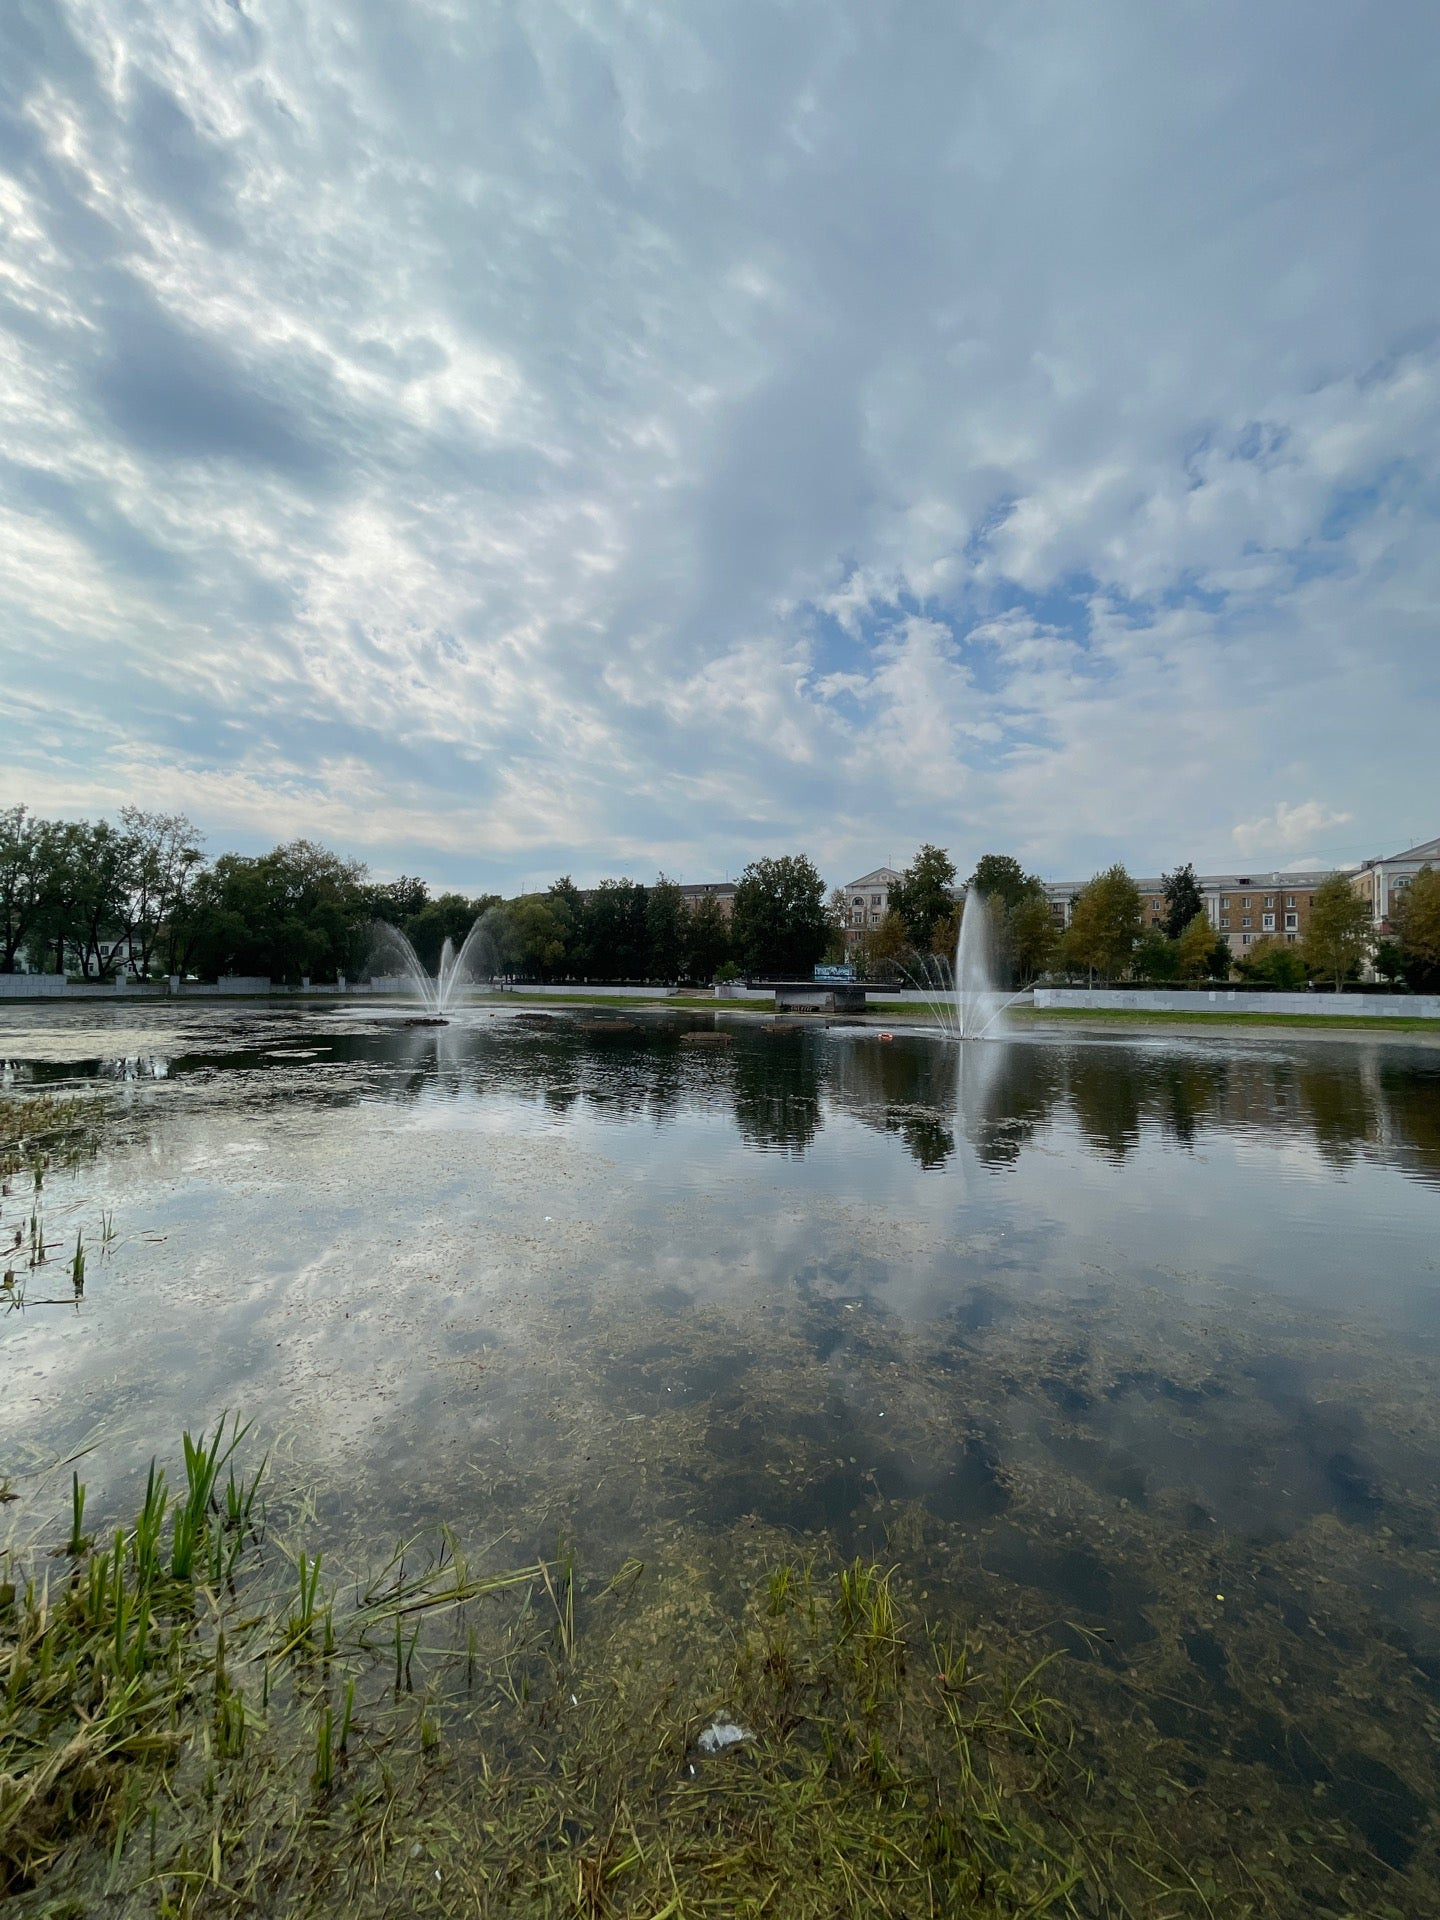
[1372,939,1408,988]
[1236,934,1307,990]
[866,910,911,977]
[1132,927,1180,984]
[968,854,1031,914]
[187,841,371,982]
[1392,866,1440,989]
[1161,863,1204,942]
[685,893,731,982]
[1008,887,1058,982]
[888,845,957,952]
[1302,873,1372,992]
[646,875,687,982]
[0,805,58,972]
[581,879,649,981]
[118,808,205,977]
[1175,910,1221,981]
[731,854,829,977]
[504,896,569,978]
[1063,866,1143,982]
[366,875,429,926]
[58,819,132,979]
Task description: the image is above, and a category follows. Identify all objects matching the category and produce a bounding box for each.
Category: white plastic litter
[696,1720,752,1755]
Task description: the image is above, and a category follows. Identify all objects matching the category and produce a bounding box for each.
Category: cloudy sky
[2,1,1437,892]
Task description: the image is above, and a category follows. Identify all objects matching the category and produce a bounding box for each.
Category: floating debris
[695,1719,752,1755]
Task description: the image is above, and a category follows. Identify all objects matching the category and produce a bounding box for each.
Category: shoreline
[3,989,1438,1044]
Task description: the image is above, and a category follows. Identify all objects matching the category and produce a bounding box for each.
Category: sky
[2,1,1438,894]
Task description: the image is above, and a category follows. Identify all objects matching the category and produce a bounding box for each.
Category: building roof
[1368,835,1440,866]
[844,867,903,890]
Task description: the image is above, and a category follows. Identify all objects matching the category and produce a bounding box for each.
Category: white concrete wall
[0,974,69,996]
[1033,987,1440,1019]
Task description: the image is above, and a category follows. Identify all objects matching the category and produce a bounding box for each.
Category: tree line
[5,803,1434,990]
[0,806,834,986]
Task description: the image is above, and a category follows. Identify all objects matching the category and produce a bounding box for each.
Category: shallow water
[5,1002,1440,1902]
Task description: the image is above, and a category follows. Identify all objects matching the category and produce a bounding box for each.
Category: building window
[871,894,881,906]
[1264,895,1275,908]
[853,897,864,909]
[1285,913,1297,930]
[1242,934,1252,946]
[1219,917,1230,929]
[1242,896,1252,908]
[1242,916,1251,928]
[1220,896,1230,908]
[1286,933,1297,944]
[1263,913,1275,931]
[1286,896,1296,907]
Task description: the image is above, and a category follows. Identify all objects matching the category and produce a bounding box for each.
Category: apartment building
[840,867,904,948]
[1351,836,1440,932]
[1201,874,1329,953]
[576,880,736,917]
[675,881,736,919]
[1043,872,1334,953]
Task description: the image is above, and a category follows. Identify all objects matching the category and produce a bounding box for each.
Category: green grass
[1,1423,1234,1918]
[0,1092,107,1181]
[1011,1005,1440,1032]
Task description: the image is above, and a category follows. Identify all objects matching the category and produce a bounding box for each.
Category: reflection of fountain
[901,892,1026,1039]
[368,919,494,1016]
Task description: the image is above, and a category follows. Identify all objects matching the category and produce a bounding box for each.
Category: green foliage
[187,841,372,983]
[644,874,687,982]
[968,853,1031,913]
[579,878,650,981]
[970,856,1057,983]
[1061,865,1143,981]
[1007,887,1059,981]
[1161,862,1204,942]
[1236,934,1308,990]
[398,891,499,973]
[686,891,732,982]
[365,874,430,926]
[888,845,957,952]
[1372,938,1408,987]
[1302,873,1373,991]
[1392,865,1440,989]
[0,805,55,973]
[1132,927,1180,984]
[732,854,830,977]
[1175,909,1224,980]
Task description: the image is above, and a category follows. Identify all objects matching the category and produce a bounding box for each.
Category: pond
[4,1001,1440,1910]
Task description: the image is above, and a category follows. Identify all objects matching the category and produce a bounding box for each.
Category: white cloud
[0,1,1437,889]
[1231,801,1355,862]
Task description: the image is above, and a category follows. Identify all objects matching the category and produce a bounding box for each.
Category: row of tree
[0,806,834,985]
[863,845,1440,990]
[6,802,1436,990]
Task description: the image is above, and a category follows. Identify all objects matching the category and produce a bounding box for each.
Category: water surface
[4,1002,1440,1905]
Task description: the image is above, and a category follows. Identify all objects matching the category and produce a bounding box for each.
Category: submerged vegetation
[0,1420,1317,1919]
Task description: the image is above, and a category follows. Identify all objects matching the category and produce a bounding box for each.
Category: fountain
[901,891,1027,1039]
[367,917,495,1020]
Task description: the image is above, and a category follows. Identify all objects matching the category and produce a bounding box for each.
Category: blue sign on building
[813,964,856,983]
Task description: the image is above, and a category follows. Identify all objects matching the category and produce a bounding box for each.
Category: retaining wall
[1032,987,1440,1020]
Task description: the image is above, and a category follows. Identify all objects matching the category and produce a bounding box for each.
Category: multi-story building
[576,880,736,917]
[1043,871,1337,955]
[1200,873,1332,954]
[840,867,904,949]
[674,881,736,920]
[1351,836,1440,933]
